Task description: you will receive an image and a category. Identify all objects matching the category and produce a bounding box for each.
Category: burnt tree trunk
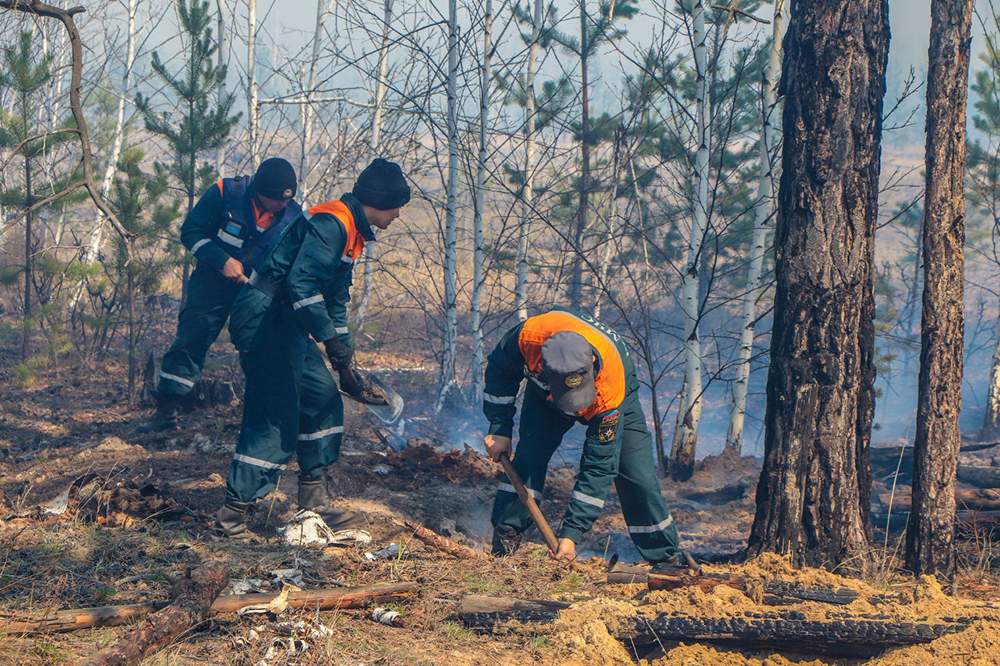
[747,0,889,573]
[905,0,971,578]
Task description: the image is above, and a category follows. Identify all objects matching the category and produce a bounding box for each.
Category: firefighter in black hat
[482,306,680,565]
[215,158,411,538]
[139,158,302,432]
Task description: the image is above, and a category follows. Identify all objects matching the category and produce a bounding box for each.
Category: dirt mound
[382,442,500,487]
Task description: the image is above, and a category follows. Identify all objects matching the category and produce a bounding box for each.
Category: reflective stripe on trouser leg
[490,386,574,533]
[614,393,680,562]
[158,267,241,396]
[226,304,306,504]
[296,342,345,476]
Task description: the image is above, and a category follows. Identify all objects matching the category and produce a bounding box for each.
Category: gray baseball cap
[541,330,597,413]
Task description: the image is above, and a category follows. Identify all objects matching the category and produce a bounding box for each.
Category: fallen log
[3,582,418,635]
[956,466,1000,489]
[81,560,229,666]
[627,613,967,658]
[400,520,490,560]
[461,595,969,657]
[879,488,1000,513]
[460,595,571,627]
[873,510,1000,534]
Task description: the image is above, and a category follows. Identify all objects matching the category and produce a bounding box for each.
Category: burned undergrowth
[1,345,999,665]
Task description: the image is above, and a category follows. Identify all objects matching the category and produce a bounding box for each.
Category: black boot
[137,392,180,433]
[215,500,253,538]
[491,525,523,557]
[297,475,369,532]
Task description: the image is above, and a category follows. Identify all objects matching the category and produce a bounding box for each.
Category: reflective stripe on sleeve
[233,453,287,470]
[341,255,354,264]
[498,482,542,501]
[571,491,605,508]
[628,515,674,534]
[292,294,325,310]
[483,393,516,405]
[298,425,344,441]
[334,327,349,335]
[190,238,211,254]
[159,371,195,388]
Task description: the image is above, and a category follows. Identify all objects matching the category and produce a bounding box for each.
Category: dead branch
[0,0,132,253]
[2,582,419,635]
[0,128,80,173]
[80,560,229,666]
[400,520,490,560]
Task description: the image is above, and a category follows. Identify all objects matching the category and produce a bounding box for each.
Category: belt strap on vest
[248,270,282,299]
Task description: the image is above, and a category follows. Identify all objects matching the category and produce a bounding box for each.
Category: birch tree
[471,0,494,405]
[669,0,710,481]
[437,0,460,405]
[724,0,785,455]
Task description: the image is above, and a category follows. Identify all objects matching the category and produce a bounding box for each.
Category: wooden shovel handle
[498,452,561,554]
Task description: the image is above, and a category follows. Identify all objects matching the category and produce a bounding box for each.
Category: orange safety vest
[307,200,366,262]
[518,310,627,420]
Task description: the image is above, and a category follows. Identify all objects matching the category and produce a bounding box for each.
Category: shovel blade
[362,373,404,424]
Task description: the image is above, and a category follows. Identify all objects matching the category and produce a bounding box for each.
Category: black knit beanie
[353,158,411,210]
[253,157,297,200]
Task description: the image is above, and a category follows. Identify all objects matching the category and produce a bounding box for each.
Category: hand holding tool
[497,452,560,556]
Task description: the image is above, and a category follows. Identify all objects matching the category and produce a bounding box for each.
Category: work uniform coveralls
[156,177,302,397]
[224,193,373,505]
[483,306,680,563]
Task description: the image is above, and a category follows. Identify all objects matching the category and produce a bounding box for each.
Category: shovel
[498,452,561,556]
[338,368,404,425]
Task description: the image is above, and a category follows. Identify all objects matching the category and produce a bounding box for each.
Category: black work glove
[324,338,354,371]
[338,367,365,397]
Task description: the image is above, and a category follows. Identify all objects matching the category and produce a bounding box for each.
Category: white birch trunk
[471,0,493,405]
[437,0,460,407]
[216,0,228,178]
[724,0,785,455]
[516,0,544,322]
[248,0,260,171]
[670,0,709,478]
[593,134,621,320]
[299,0,336,202]
[356,0,393,331]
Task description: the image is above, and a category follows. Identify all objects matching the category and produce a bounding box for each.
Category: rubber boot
[137,392,180,433]
[297,475,369,532]
[491,525,523,557]
[215,500,253,538]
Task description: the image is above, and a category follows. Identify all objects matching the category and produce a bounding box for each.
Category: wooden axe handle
[498,452,561,555]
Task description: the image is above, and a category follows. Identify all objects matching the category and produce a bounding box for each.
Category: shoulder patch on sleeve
[598,410,620,442]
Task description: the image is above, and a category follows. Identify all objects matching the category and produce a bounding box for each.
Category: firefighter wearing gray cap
[215,158,411,538]
[482,306,680,564]
[140,157,301,432]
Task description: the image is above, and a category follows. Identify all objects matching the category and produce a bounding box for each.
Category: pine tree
[134,0,240,303]
[0,31,73,361]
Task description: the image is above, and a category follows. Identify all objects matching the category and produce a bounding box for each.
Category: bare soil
[2,338,999,665]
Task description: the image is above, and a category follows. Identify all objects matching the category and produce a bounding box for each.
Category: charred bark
[906,0,972,579]
[748,0,889,573]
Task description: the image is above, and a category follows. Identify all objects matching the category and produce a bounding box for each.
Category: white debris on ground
[279,510,372,546]
[364,543,404,561]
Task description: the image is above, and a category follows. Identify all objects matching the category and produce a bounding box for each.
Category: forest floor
[2,328,1000,665]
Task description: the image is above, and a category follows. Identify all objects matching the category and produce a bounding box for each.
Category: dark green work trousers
[224,290,344,505]
[491,388,680,563]
[157,265,242,396]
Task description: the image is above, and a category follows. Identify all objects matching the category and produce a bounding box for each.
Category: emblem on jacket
[598,411,620,442]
